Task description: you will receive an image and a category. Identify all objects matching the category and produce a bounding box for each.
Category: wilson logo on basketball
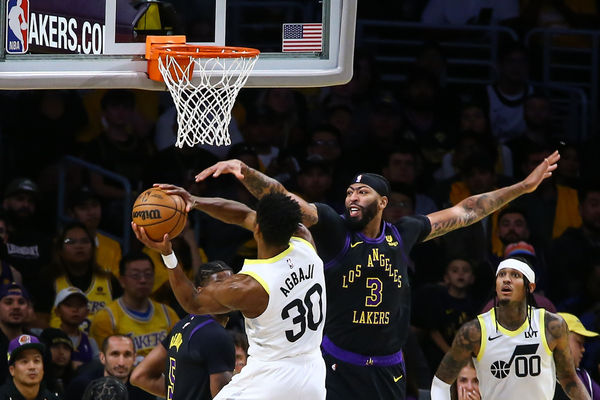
[132,209,162,220]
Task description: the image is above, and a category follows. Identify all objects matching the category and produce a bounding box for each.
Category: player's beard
[344,201,379,231]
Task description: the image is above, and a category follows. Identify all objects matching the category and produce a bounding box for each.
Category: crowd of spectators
[1,3,600,398]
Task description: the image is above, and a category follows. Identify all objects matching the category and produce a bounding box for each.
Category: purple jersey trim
[188,317,215,340]
[321,335,404,367]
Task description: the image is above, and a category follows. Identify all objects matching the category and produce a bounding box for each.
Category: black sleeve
[310,203,348,263]
[394,215,431,254]
[192,328,235,374]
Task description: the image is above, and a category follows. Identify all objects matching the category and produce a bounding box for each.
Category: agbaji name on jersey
[279,263,316,297]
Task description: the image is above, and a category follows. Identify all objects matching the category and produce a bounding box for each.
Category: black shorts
[323,352,406,400]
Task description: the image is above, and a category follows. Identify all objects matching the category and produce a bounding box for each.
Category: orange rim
[153,45,260,60]
[146,39,259,82]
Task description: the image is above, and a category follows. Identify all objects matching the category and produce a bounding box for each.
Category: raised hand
[458,387,481,400]
[195,159,245,182]
[153,183,194,213]
[131,222,172,255]
[521,150,560,193]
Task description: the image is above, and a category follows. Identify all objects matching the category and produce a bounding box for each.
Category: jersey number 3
[281,283,324,342]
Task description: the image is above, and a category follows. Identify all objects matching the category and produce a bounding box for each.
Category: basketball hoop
[146,36,259,148]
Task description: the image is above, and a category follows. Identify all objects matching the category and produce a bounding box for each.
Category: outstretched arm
[546,313,591,400]
[131,223,268,318]
[425,151,559,241]
[154,184,255,231]
[194,159,319,227]
[130,343,167,397]
[431,319,482,399]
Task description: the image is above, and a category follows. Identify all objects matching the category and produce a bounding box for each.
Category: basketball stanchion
[146,35,260,148]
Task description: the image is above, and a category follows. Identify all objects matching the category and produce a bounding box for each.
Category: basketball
[20,22,27,30]
[132,188,187,241]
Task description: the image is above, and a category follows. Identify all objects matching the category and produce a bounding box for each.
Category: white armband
[161,252,178,269]
[431,376,452,400]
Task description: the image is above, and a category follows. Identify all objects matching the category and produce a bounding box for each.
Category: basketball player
[131,192,327,399]
[186,150,560,399]
[431,257,590,400]
[130,261,235,400]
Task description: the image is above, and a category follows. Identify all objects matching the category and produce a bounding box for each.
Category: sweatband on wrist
[161,252,178,269]
[430,376,452,400]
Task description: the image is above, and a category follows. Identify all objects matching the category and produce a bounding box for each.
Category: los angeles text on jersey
[341,247,402,326]
[341,248,402,289]
[279,263,315,297]
[28,12,104,54]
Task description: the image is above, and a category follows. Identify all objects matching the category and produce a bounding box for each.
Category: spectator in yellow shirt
[90,252,178,364]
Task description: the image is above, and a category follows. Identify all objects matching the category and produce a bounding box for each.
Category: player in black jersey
[130,261,235,400]
[188,150,560,400]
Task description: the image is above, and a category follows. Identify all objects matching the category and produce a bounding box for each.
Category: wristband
[161,252,178,269]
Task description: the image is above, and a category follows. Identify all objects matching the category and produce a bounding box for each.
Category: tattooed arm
[152,184,257,231]
[194,159,319,227]
[434,319,482,384]
[546,312,591,400]
[424,150,560,241]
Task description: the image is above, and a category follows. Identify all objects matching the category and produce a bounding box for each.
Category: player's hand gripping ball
[132,188,187,241]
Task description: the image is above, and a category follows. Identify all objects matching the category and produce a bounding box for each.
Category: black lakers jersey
[162,314,235,400]
[312,204,430,356]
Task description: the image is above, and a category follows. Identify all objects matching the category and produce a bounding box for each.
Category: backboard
[0,0,357,90]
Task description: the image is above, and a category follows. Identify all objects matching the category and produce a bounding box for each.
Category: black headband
[350,173,390,197]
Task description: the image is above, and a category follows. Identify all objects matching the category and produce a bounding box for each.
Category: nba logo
[5,0,29,54]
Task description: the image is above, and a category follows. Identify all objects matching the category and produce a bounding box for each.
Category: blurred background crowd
[1,0,600,399]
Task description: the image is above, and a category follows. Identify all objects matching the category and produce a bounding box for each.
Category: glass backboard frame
[0,0,356,90]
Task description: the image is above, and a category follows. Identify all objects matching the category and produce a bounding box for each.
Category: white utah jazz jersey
[239,237,326,362]
[474,307,556,400]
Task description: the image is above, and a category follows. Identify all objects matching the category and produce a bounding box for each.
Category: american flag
[282,23,323,52]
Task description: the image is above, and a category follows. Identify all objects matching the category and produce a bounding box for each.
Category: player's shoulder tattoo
[545,311,567,341]
[454,319,482,353]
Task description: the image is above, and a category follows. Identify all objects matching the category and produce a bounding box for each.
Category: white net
[158,50,259,148]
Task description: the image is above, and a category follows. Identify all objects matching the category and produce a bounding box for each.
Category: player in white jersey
[132,191,327,400]
[431,257,591,400]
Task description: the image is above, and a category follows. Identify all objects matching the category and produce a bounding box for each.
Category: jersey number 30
[281,283,324,342]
